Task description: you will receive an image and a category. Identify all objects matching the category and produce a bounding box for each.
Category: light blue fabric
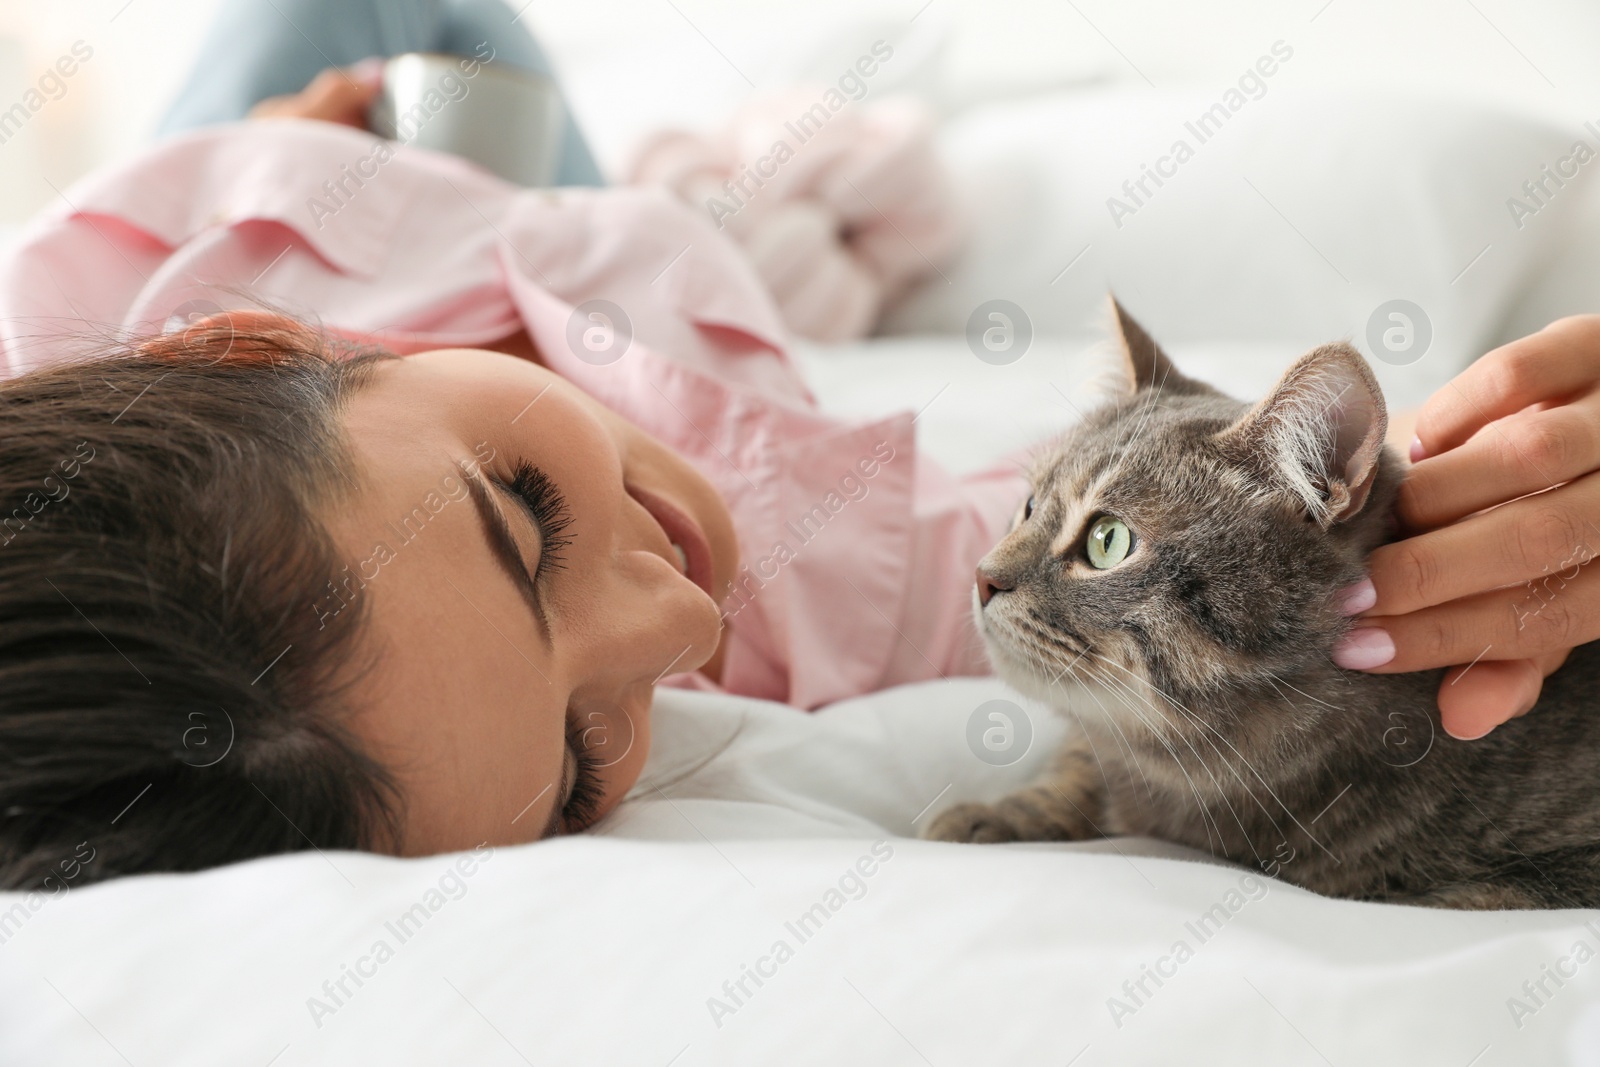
[156,0,603,186]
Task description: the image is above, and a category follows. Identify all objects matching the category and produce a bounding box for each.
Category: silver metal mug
[367,52,564,187]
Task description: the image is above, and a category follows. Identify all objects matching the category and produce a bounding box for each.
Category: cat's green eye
[1086,515,1134,569]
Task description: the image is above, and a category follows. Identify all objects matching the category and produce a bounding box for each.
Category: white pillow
[1494,175,1600,345]
[792,334,1344,476]
[885,86,1596,409]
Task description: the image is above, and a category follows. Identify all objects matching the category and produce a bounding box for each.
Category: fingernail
[1336,576,1376,616]
[1409,436,1426,463]
[349,56,386,86]
[1332,626,1395,670]
[1444,719,1496,741]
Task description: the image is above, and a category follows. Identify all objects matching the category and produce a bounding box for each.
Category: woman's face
[329,346,738,855]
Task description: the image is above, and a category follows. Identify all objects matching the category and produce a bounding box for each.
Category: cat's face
[976,302,1399,728]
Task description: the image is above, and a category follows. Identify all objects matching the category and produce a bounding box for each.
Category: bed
[6,59,1600,1067]
[3,674,1597,1065]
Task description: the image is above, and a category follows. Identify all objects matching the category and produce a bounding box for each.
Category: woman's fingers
[302,64,383,124]
[1412,316,1600,459]
[1538,645,1574,679]
[1437,658,1544,739]
[1435,648,1570,740]
[1374,315,1600,740]
[1344,554,1600,674]
[1398,398,1600,531]
[1366,470,1600,617]
[248,61,382,128]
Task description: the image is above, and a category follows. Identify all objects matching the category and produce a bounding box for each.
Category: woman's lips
[625,484,715,599]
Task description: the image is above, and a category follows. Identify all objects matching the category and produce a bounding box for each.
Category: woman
[0,0,1019,886]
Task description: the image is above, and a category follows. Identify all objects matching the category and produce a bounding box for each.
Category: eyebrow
[463,468,555,645]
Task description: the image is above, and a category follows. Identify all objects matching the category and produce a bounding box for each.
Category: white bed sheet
[2,677,1596,1066]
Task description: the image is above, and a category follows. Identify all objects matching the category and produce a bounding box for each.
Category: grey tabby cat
[927,301,1600,910]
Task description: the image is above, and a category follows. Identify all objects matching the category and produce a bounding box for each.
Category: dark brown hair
[0,318,398,889]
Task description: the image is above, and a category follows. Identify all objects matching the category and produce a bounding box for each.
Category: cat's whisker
[1069,706,1132,809]
[1072,658,1233,856]
[1042,664,1145,808]
[1077,650,1279,839]
[1265,670,1343,712]
[1016,612,1088,658]
[1091,653,1339,866]
[1079,659,1241,856]
[1083,674,1197,835]
[1027,644,1161,808]
[1035,630,1279,856]
[1261,674,1304,716]
[1044,642,1090,690]
[1193,689,1291,857]
[1112,680,1285,864]
[1096,670,1263,851]
[1118,393,1164,462]
[1060,660,1159,807]
[991,608,1056,650]
[1098,655,1297,837]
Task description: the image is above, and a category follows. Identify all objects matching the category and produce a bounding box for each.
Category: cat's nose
[976,566,1013,607]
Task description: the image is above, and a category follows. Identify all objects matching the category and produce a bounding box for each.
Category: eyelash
[561,719,607,832]
[508,460,574,577]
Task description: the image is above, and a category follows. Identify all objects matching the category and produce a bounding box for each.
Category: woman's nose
[976,565,1013,607]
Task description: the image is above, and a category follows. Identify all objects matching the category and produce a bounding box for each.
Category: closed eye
[465,462,571,642]
[539,722,607,839]
[503,460,573,578]
[558,720,607,833]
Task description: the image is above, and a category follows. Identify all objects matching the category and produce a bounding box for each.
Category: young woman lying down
[0,4,1017,885]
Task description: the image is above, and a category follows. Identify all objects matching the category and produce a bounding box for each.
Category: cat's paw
[923,802,1029,844]
[922,783,1103,843]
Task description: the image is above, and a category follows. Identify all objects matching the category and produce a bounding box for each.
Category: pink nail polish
[1409,436,1426,463]
[1332,626,1395,670]
[350,56,386,86]
[1337,577,1376,616]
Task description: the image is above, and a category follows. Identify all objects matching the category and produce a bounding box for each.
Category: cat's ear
[1110,297,1205,395]
[1216,342,1388,527]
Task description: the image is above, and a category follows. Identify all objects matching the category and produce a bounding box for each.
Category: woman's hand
[1334,315,1600,739]
[246,60,383,129]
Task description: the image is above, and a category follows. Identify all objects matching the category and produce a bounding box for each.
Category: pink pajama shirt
[0,120,1025,709]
